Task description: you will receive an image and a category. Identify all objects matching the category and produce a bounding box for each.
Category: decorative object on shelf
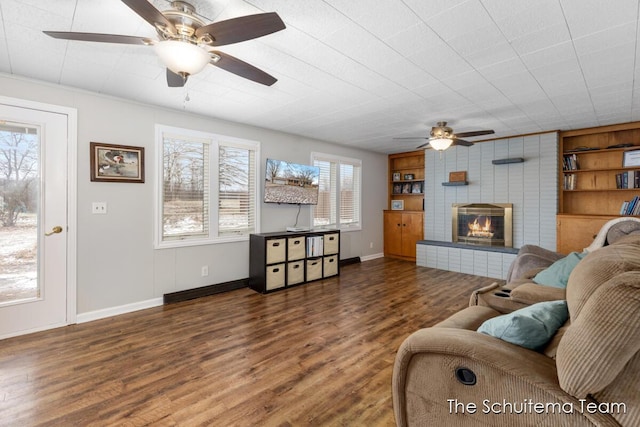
[392,183,403,194]
[392,172,401,181]
[411,181,423,194]
[403,173,415,180]
[391,200,404,210]
[402,183,412,194]
[492,157,524,165]
[90,142,145,183]
[623,149,640,167]
[565,146,599,152]
[449,171,467,182]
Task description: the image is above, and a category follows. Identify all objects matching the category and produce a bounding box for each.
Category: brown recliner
[471,218,640,314]
[393,233,640,426]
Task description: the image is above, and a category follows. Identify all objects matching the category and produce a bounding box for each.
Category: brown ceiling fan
[43,0,285,87]
[395,121,495,151]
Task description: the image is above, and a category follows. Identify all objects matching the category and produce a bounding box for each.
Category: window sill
[154,234,249,250]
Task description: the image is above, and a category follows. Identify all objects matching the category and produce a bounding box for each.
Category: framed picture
[90,142,145,183]
[392,172,401,181]
[623,149,640,167]
[391,200,404,210]
[392,183,402,194]
[411,181,423,194]
[403,173,415,180]
[402,183,411,194]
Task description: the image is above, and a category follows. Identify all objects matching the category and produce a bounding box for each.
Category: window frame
[310,152,362,232]
[154,124,260,249]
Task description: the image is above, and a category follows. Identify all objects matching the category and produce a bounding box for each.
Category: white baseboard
[76,297,164,324]
[360,252,384,262]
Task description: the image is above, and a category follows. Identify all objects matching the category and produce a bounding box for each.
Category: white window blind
[312,153,361,230]
[339,161,361,227]
[155,125,260,248]
[218,144,256,236]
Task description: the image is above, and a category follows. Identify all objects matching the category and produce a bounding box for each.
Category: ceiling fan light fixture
[429,137,453,151]
[154,40,210,75]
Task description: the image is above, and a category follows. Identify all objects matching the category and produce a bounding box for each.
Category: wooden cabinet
[556,214,613,255]
[249,230,340,293]
[385,150,425,261]
[388,150,424,211]
[384,211,423,260]
[558,121,640,253]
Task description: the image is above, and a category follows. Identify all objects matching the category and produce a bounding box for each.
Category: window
[155,125,259,248]
[311,152,361,230]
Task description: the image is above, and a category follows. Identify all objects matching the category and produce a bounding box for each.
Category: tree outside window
[155,125,259,248]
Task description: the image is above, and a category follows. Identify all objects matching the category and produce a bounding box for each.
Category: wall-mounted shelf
[442,181,468,186]
[492,157,524,165]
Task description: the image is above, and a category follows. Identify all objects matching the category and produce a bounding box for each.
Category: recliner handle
[455,367,476,385]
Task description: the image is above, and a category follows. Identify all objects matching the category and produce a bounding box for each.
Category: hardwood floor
[0,258,500,426]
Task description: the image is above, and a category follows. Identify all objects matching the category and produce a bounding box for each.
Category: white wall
[0,74,387,315]
[424,132,558,250]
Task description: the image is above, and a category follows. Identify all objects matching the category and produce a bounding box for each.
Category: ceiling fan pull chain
[183,91,190,109]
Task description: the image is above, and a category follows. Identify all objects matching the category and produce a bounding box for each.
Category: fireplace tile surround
[417,133,558,280]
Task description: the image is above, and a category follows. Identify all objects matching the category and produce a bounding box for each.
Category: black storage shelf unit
[249,229,340,294]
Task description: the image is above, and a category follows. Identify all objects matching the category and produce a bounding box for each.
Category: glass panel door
[0,121,39,305]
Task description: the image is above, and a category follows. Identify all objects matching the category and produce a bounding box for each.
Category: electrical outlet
[201,266,209,277]
[369,242,373,248]
[92,202,107,214]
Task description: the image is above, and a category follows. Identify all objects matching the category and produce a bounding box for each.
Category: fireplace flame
[467,216,494,238]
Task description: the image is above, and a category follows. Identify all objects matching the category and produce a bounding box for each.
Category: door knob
[45,226,63,236]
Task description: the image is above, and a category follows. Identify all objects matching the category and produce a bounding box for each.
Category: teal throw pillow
[477,300,568,350]
[532,251,588,288]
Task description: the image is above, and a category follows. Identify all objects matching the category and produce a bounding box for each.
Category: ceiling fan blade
[452,139,474,147]
[416,142,431,149]
[43,31,151,45]
[121,0,176,34]
[393,137,429,140]
[211,51,277,86]
[196,12,285,46]
[455,129,495,138]
[166,69,187,87]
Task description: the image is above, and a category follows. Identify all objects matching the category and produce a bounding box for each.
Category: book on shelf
[306,236,324,257]
[563,173,576,190]
[615,170,640,189]
[562,153,579,171]
[620,195,640,215]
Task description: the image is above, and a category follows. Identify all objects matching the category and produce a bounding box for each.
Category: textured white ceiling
[2,0,640,153]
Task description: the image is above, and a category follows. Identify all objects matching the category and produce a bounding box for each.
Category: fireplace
[452,203,513,248]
